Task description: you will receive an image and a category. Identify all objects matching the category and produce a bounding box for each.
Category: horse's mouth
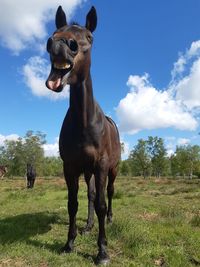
[46,61,73,92]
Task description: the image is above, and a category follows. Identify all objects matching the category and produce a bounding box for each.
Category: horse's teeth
[54,63,71,69]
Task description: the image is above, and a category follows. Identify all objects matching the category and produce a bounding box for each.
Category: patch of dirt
[0,258,26,267]
[154,256,165,266]
[137,211,159,221]
[154,179,173,185]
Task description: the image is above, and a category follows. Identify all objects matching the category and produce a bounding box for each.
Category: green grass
[0,177,200,266]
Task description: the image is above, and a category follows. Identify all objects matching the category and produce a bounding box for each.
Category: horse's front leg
[94,162,110,265]
[82,173,95,234]
[61,167,79,253]
[27,178,31,188]
[30,178,35,188]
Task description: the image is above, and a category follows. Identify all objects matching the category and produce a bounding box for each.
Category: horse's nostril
[47,37,53,52]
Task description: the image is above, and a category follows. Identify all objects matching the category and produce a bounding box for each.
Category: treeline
[0,131,63,177]
[1,132,200,179]
[119,136,200,179]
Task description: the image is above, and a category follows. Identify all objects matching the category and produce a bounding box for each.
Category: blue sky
[0,0,200,158]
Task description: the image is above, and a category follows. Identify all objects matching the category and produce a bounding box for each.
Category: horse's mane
[70,21,80,26]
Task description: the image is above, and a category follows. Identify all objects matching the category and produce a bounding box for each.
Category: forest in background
[120,136,200,179]
[0,131,62,177]
[0,131,200,179]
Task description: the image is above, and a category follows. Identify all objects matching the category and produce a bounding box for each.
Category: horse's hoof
[60,245,73,254]
[95,252,110,265]
[81,229,91,235]
[81,225,93,235]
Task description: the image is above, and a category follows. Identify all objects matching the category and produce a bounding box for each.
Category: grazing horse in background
[46,6,121,265]
[0,166,7,178]
[26,163,36,189]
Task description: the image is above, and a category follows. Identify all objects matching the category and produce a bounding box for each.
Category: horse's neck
[69,73,96,128]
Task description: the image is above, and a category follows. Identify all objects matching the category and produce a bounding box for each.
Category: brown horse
[0,165,7,178]
[46,6,121,265]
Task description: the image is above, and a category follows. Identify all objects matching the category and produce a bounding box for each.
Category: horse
[46,6,121,265]
[26,163,36,189]
[0,165,7,178]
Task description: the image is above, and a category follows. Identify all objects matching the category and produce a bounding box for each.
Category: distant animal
[45,5,121,265]
[26,163,36,188]
[0,165,7,178]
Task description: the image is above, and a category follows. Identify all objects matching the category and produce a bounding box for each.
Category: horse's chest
[59,116,102,165]
[60,134,98,163]
[82,145,97,159]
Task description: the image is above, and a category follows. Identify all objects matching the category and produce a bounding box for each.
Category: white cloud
[22,56,69,100]
[166,149,175,157]
[188,40,200,58]
[0,134,19,146]
[165,136,192,156]
[170,40,200,110]
[171,40,200,78]
[165,137,176,156]
[171,55,186,79]
[174,58,200,110]
[0,0,86,54]
[116,74,198,134]
[43,137,59,157]
[116,39,200,134]
[177,138,191,146]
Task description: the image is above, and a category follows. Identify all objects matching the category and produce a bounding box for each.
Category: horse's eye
[68,39,78,53]
[87,34,93,43]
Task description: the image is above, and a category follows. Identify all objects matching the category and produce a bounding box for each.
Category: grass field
[0,176,200,267]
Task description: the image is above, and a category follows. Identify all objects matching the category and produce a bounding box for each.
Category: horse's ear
[56,6,67,29]
[85,6,97,33]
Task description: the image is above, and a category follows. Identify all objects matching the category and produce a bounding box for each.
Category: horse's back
[104,116,121,166]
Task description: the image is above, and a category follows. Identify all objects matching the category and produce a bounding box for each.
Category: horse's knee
[68,191,78,215]
[107,183,114,197]
[95,198,107,216]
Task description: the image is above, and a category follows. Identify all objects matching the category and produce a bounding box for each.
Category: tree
[187,145,200,179]
[147,136,167,178]
[170,153,179,178]
[121,142,125,154]
[23,131,46,175]
[42,157,63,177]
[0,131,46,177]
[119,160,131,176]
[1,138,25,176]
[129,139,152,178]
[171,145,200,179]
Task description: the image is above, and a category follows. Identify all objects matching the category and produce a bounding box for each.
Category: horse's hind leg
[107,168,117,223]
[82,173,95,233]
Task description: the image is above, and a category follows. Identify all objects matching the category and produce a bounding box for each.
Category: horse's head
[46,6,97,92]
